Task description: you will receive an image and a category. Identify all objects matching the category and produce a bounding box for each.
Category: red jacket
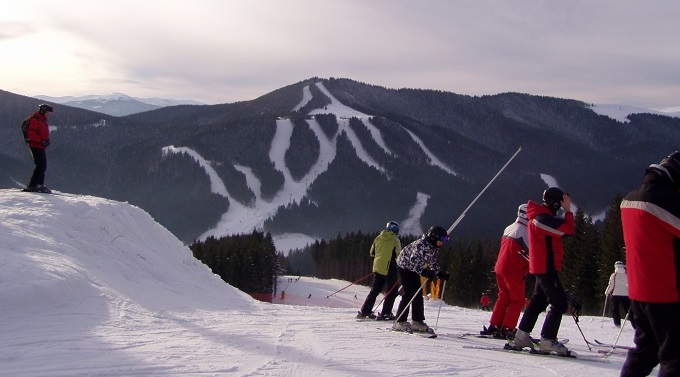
[26,112,50,150]
[526,200,575,274]
[494,218,529,277]
[621,170,680,303]
[480,295,491,306]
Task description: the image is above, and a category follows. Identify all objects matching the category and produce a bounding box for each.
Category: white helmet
[614,261,625,268]
[517,204,528,220]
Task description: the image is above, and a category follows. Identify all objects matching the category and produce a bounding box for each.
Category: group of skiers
[357,151,680,376]
[356,222,449,334]
[22,102,678,375]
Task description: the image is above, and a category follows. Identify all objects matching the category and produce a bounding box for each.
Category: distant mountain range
[34,93,204,116]
[1,78,679,250]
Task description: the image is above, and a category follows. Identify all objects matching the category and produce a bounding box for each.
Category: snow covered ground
[0,190,647,376]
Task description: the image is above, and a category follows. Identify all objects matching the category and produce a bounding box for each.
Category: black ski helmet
[543,187,564,213]
[659,151,680,187]
[385,221,400,234]
[425,225,448,246]
[38,104,54,113]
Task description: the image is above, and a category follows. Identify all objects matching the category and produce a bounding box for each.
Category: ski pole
[434,280,447,331]
[571,309,592,351]
[565,291,592,351]
[372,279,400,313]
[326,272,373,298]
[600,295,609,328]
[447,146,522,234]
[603,307,631,357]
[394,279,429,324]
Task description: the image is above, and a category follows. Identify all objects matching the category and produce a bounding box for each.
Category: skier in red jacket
[23,104,53,193]
[481,204,529,339]
[479,293,492,310]
[510,187,575,355]
[619,152,680,377]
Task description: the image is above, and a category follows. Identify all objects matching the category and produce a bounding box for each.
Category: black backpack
[21,115,35,143]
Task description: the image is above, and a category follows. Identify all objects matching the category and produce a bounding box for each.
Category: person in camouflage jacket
[393,226,449,333]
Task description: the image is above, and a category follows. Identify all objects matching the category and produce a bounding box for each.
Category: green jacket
[370,230,401,275]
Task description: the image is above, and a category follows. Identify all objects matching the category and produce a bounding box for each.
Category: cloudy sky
[2,1,679,109]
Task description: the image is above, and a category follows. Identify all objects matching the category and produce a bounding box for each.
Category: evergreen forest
[190,194,626,316]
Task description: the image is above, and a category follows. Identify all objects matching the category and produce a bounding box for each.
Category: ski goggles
[439,235,450,243]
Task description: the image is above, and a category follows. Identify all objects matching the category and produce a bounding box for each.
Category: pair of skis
[381,326,437,339]
[462,344,608,363]
[457,331,609,362]
[457,332,569,345]
[587,339,633,355]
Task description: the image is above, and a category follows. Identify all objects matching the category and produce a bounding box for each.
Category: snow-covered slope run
[163,82,458,250]
[0,190,642,375]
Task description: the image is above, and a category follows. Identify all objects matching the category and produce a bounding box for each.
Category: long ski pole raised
[447,147,522,235]
[326,272,373,298]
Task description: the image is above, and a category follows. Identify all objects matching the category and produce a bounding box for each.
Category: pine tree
[563,208,602,314]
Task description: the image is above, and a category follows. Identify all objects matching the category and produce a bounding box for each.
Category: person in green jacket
[356,221,402,320]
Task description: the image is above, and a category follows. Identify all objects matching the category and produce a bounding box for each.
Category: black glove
[420,268,436,280]
[42,138,51,147]
[436,270,450,281]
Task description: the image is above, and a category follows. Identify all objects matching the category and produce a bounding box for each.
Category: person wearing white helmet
[604,260,634,328]
[480,204,530,339]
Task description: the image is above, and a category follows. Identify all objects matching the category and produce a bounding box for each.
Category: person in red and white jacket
[23,104,53,193]
[620,151,680,377]
[511,187,575,356]
[481,204,530,339]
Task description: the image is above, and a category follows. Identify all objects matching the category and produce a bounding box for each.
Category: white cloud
[2,0,679,108]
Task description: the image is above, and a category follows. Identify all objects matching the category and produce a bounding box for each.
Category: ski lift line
[446,147,522,235]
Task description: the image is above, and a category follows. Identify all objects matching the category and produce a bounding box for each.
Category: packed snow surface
[0,190,647,376]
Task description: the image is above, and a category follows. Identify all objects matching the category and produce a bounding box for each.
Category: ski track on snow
[162,81,459,250]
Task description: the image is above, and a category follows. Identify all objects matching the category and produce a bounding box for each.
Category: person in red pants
[481,204,529,339]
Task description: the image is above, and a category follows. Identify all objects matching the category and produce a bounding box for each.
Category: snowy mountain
[0,189,640,376]
[34,92,203,116]
[2,78,680,251]
[589,103,680,123]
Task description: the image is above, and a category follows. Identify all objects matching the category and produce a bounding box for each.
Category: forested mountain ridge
[0,78,677,246]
